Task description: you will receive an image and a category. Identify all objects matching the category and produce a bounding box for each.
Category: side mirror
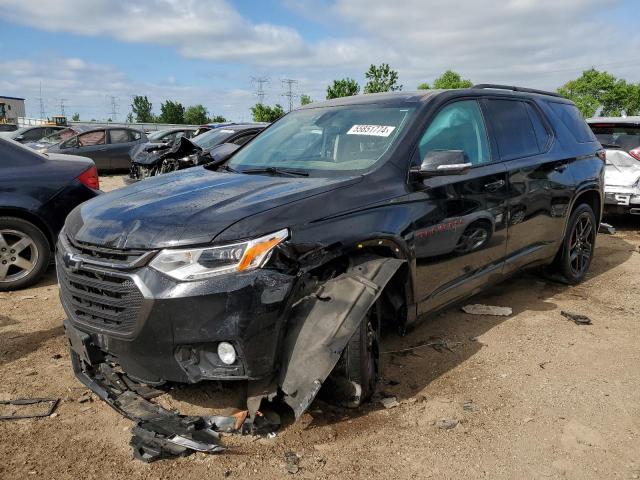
[411,150,472,177]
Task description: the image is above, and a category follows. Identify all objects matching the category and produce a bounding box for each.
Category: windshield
[193,128,237,150]
[147,129,172,141]
[228,105,415,175]
[590,124,640,151]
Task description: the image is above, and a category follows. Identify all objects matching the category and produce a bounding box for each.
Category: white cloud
[0,0,638,112]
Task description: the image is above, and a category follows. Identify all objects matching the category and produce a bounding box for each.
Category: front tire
[325,302,380,407]
[554,204,596,284]
[0,217,51,291]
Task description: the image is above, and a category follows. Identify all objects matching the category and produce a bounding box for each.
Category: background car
[0,138,100,290]
[129,123,266,179]
[588,117,640,214]
[23,125,94,153]
[0,125,66,143]
[48,126,148,172]
[146,127,198,144]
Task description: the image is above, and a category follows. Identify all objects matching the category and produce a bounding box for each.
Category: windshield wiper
[241,167,309,177]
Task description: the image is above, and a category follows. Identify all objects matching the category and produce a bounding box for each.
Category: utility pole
[281,78,299,112]
[251,76,270,104]
[58,98,67,116]
[38,82,46,121]
[107,95,119,121]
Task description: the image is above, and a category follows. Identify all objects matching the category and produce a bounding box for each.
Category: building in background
[0,95,26,124]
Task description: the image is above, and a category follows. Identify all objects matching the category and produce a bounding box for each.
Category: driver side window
[418,100,491,166]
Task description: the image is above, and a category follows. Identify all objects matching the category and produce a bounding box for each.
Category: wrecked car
[129,123,266,180]
[588,117,640,215]
[58,85,604,437]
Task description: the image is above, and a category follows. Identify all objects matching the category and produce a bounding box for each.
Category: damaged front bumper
[57,238,297,385]
[604,185,640,214]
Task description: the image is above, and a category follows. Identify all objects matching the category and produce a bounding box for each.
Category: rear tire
[553,204,596,284]
[0,217,51,291]
[325,301,380,407]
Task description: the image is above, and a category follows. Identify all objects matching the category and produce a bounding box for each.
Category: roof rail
[472,84,563,98]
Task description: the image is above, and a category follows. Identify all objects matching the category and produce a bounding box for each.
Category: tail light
[630,147,640,161]
[77,165,100,190]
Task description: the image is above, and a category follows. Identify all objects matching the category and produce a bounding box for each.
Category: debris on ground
[538,360,551,369]
[283,451,300,474]
[599,222,616,235]
[435,419,459,430]
[462,304,513,316]
[0,398,59,420]
[462,400,478,412]
[382,337,462,355]
[379,397,399,409]
[561,311,592,325]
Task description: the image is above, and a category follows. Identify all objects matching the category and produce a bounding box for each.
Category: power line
[281,78,299,112]
[251,76,270,104]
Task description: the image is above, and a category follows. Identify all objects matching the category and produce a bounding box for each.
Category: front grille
[57,243,146,337]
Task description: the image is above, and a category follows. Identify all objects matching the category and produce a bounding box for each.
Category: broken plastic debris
[435,419,459,430]
[462,304,512,316]
[561,311,592,325]
[598,222,616,235]
[0,397,59,420]
[379,396,399,409]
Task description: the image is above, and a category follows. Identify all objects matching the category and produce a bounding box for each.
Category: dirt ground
[1,175,639,479]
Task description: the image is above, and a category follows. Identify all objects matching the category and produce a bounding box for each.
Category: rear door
[107,129,143,170]
[412,99,510,315]
[481,98,575,273]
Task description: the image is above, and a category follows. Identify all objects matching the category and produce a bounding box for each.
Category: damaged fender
[279,256,404,418]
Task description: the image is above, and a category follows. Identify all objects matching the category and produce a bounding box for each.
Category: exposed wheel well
[0,209,54,250]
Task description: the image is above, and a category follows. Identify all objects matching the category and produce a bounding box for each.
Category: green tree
[131,95,154,123]
[71,112,80,121]
[250,103,285,122]
[326,78,360,99]
[363,63,402,94]
[126,112,133,123]
[417,83,430,90]
[158,100,185,124]
[557,68,640,117]
[184,104,209,124]
[432,70,473,89]
[300,94,312,106]
[209,115,227,123]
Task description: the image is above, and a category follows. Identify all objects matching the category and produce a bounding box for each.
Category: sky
[0,0,639,122]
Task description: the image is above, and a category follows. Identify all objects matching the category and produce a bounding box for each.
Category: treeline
[251,64,640,122]
[128,96,226,124]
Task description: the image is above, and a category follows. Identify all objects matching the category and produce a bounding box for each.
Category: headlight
[149,228,288,281]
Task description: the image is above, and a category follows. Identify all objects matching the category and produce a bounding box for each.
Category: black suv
[58,85,604,419]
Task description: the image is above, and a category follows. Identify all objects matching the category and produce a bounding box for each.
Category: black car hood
[65,167,358,249]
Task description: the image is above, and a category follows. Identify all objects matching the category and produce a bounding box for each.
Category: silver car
[588,117,640,215]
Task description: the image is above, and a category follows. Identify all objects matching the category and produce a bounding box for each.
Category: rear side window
[484,99,539,160]
[109,129,130,144]
[525,103,551,151]
[548,102,596,143]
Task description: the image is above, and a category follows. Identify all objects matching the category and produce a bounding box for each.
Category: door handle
[484,179,505,192]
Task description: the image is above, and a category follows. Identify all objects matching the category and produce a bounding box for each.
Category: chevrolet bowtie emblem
[63,252,83,273]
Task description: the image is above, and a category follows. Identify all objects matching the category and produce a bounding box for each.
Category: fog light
[217,342,236,365]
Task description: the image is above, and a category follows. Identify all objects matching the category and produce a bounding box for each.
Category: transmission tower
[251,76,270,104]
[38,82,46,120]
[58,98,68,116]
[281,78,299,112]
[107,95,119,121]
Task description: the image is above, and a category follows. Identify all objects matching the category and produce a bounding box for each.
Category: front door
[411,99,509,315]
[76,130,109,171]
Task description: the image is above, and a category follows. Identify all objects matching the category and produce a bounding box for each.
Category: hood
[65,167,358,249]
[605,150,640,187]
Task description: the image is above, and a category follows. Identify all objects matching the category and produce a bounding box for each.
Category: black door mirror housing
[411,150,472,177]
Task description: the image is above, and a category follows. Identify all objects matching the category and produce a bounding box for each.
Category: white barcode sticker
[346,124,396,137]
